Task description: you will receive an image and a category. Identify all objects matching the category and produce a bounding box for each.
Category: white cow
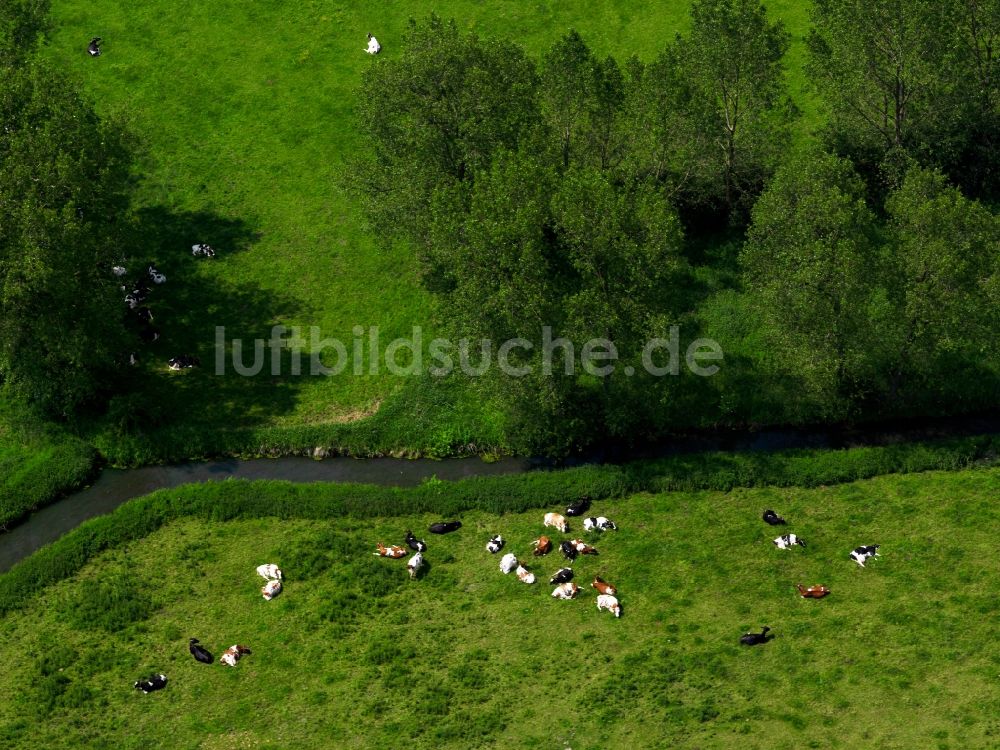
[499,553,518,574]
[256,564,283,580]
[407,552,424,580]
[551,582,579,599]
[366,33,381,54]
[597,594,621,618]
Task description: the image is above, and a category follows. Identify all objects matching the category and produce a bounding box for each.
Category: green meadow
[37,0,815,461]
[2,467,998,749]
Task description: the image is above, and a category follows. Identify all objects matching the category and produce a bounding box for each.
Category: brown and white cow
[596,594,621,618]
[543,512,569,533]
[532,536,552,556]
[570,539,599,555]
[219,644,252,667]
[261,578,282,600]
[551,582,579,599]
[591,576,617,596]
[374,542,407,558]
[515,564,536,585]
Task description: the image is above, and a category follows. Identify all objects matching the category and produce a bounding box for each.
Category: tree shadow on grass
[107,206,311,437]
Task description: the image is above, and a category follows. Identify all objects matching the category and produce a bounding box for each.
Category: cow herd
[371,496,626,618]
[113,244,215,371]
[742,508,882,646]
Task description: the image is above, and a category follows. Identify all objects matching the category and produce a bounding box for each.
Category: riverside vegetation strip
[1,467,998,748]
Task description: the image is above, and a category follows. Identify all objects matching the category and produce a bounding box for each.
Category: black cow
[762,509,787,525]
[739,627,771,646]
[559,540,578,561]
[189,638,213,664]
[87,37,102,57]
[565,496,591,516]
[429,521,462,534]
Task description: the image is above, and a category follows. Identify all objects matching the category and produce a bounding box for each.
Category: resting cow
[596,594,621,618]
[219,644,252,667]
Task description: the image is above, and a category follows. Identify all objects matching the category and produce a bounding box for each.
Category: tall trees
[741,150,880,415]
[680,0,793,216]
[808,0,999,197]
[0,64,133,415]
[350,14,538,267]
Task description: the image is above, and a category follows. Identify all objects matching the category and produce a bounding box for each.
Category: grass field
[38,0,817,458]
[2,466,998,748]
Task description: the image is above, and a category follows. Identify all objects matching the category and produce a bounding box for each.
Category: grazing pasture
[1,467,998,748]
[37,0,815,461]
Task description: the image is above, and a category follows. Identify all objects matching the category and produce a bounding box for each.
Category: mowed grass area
[2,468,998,749]
[40,0,816,456]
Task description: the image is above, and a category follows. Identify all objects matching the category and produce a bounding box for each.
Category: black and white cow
[559,540,579,561]
[486,535,504,554]
[565,496,591,516]
[168,355,200,370]
[133,673,167,693]
[583,516,617,532]
[762,509,786,525]
[87,37,102,57]
[192,243,216,258]
[549,567,574,585]
[850,544,880,567]
[773,533,805,550]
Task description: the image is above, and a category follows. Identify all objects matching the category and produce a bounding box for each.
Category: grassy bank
[0,401,98,528]
[2,431,998,613]
[1,467,998,748]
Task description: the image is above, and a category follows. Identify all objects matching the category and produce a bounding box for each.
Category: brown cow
[532,536,552,556]
[796,584,830,599]
[591,576,617,596]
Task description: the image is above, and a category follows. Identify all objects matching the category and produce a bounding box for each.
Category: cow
[773,533,805,550]
[499,553,518,574]
[133,673,167,693]
[544,512,569,533]
[551,582,579,599]
[429,521,462,534]
[87,37,102,57]
[261,578,282,600]
[192,243,216,258]
[404,529,427,552]
[407,552,423,580]
[219,644,252,667]
[112,265,127,276]
[148,265,166,284]
[486,535,504,554]
[374,542,407,558]
[740,627,771,645]
[850,544,880,567]
[549,567,574,585]
[559,540,578,561]
[583,516,617,532]
[189,638,212,664]
[366,33,381,54]
[515,564,536,584]
[565,496,591,516]
[168,355,200,370]
[796,584,830,599]
[256,564,283,580]
[591,576,617,596]
[532,536,552,556]
[762,509,787,525]
[570,539,598,555]
[596,594,621,618]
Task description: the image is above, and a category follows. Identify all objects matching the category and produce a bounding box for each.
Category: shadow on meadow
[101,206,308,440]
